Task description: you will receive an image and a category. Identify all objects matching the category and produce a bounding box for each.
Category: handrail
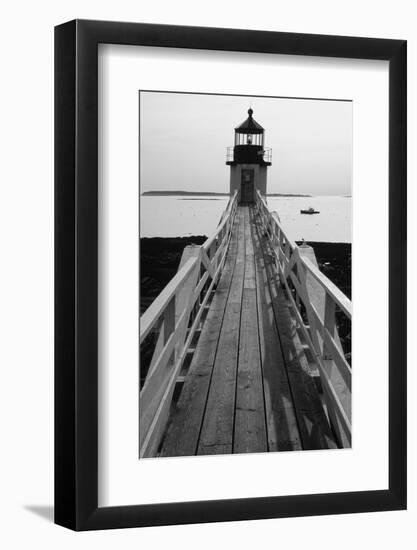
[255,191,351,319]
[226,146,272,163]
[203,193,236,252]
[301,257,352,319]
[140,256,199,342]
[255,189,352,447]
[139,191,238,457]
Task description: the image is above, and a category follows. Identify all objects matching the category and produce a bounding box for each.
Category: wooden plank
[160,211,241,457]
[233,208,267,454]
[253,211,337,450]
[197,207,246,455]
[234,290,267,453]
[275,294,337,449]
[250,209,302,452]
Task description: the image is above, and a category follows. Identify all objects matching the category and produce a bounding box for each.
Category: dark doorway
[240,169,254,203]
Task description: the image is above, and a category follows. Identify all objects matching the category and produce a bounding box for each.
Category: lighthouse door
[240,169,254,204]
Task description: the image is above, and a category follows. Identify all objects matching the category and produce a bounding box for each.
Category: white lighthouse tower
[226,108,272,204]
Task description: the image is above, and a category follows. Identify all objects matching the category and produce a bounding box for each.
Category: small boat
[300,207,320,214]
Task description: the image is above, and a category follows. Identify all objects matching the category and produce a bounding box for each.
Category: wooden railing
[255,190,352,447]
[139,192,238,457]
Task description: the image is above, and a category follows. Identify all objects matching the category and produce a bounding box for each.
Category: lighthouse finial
[248,107,253,117]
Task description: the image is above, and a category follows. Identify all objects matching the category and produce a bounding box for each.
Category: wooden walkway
[160,206,337,457]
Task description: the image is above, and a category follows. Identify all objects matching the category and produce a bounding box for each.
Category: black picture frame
[55,19,407,531]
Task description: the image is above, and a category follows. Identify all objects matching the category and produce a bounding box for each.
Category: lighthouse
[226,108,272,204]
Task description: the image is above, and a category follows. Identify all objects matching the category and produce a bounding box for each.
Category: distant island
[142,191,229,196]
[142,190,311,197]
[268,193,311,197]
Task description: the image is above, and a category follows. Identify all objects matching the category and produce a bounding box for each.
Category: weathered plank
[250,209,302,452]
[253,209,337,450]
[160,211,241,457]
[233,208,267,454]
[197,209,246,455]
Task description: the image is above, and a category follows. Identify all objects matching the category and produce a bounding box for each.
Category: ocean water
[140,195,352,243]
[267,196,351,243]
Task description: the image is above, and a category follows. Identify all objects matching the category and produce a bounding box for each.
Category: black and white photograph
[0,1,409,543]
[139,91,352,458]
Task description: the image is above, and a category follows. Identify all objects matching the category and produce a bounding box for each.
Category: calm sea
[140,195,352,243]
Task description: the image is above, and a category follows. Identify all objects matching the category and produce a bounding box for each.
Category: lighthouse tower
[226,108,272,204]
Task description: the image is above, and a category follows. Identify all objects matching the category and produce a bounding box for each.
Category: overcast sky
[139,91,352,196]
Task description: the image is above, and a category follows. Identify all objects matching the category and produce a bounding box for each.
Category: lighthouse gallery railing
[255,190,352,447]
[139,192,238,457]
[226,146,272,163]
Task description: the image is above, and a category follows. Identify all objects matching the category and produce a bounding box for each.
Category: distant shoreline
[141,190,311,197]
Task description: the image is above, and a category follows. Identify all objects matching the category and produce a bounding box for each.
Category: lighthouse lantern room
[226,108,272,204]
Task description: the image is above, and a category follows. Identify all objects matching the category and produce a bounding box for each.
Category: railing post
[165,296,176,365]
[164,297,175,342]
[271,212,280,249]
[284,239,291,261]
[278,231,284,269]
[210,239,216,264]
[323,292,336,360]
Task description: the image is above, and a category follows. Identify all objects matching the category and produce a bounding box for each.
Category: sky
[139,91,352,196]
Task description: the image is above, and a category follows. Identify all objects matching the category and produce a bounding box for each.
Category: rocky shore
[140,236,207,315]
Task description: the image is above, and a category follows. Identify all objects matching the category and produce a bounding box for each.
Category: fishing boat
[300,207,320,214]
